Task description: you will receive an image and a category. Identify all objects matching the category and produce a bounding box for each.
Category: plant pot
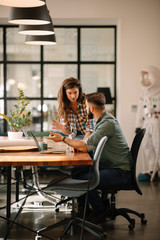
[8,131,23,140]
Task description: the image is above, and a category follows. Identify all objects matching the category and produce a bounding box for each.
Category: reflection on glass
[0,99,4,114]
[0,64,4,97]
[7,100,41,132]
[81,64,114,95]
[81,28,115,61]
[0,100,4,133]
[44,28,77,61]
[81,64,115,114]
[0,28,3,61]
[6,28,40,61]
[6,64,41,98]
[43,64,77,98]
[43,100,59,131]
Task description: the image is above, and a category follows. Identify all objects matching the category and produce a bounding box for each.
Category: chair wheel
[128,218,135,230]
[55,208,59,213]
[141,219,147,224]
[140,213,145,218]
[101,232,108,239]
[140,213,147,224]
[128,224,135,230]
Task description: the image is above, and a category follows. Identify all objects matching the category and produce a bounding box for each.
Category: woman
[52,77,95,140]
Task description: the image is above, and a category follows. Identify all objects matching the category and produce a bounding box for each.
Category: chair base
[107,207,147,230]
[55,196,72,212]
[101,192,147,230]
[35,215,107,240]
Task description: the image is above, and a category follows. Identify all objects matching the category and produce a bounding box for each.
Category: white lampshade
[0,0,45,7]
[19,23,55,36]
[19,16,55,35]
[25,34,57,45]
[9,5,50,25]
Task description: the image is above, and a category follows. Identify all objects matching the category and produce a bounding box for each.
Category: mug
[39,142,48,151]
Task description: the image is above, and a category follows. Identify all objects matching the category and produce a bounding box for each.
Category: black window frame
[0,25,117,133]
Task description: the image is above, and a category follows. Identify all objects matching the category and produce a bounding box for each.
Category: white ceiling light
[19,21,55,35]
[8,79,16,85]
[8,5,50,25]
[0,0,45,7]
[25,34,57,45]
[19,23,54,35]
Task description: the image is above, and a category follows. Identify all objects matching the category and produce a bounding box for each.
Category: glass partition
[81,28,115,61]
[0,28,3,61]
[43,64,77,98]
[7,100,41,132]
[0,25,116,132]
[0,99,4,134]
[43,100,59,131]
[6,27,40,61]
[0,64,3,97]
[44,28,77,61]
[81,64,115,95]
[6,64,41,98]
[81,64,115,114]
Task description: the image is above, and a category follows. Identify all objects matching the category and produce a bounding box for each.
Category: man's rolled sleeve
[85,120,114,152]
[84,136,96,152]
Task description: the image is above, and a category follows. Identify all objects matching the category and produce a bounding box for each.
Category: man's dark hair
[86,92,106,109]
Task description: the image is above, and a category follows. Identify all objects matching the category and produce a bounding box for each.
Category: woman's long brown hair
[58,77,85,123]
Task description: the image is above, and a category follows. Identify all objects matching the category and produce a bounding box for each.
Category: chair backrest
[91,136,108,188]
[130,128,146,194]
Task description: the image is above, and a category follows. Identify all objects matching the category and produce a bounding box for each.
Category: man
[47,92,133,223]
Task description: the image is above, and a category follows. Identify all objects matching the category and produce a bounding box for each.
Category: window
[0,25,116,133]
[0,28,3,61]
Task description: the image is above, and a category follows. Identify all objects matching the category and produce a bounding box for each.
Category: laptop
[23,129,30,140]
[30,131,66,154]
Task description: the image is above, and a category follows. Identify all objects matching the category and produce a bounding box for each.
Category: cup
[39,142,48,151]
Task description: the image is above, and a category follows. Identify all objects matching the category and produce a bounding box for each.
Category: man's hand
[46,132,63,142]
[46,132,88,152]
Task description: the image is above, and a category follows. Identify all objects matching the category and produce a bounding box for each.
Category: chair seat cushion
[46,177,94,197]
[99,184,135,192]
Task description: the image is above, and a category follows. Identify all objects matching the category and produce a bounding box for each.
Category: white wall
[0,0,160,173]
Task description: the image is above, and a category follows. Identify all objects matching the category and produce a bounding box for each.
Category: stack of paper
[0,139,36,147]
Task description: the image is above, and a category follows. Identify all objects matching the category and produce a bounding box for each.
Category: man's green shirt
[85,111,133,171]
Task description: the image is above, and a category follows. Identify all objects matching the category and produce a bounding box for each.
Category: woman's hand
[52,120,64,131]
[52,120,70,135]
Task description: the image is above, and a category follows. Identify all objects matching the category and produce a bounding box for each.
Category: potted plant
[0,88,31,140]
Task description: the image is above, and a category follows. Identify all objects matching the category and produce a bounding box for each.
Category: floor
[0,168,160,240]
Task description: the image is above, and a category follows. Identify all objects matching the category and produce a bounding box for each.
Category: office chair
[99,128,147,230]
[35,136,108,240]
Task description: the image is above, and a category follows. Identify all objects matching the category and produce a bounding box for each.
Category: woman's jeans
[71,166,132,213]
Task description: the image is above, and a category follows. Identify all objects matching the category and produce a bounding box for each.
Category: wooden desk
[0,151,92,167]
[0,150,92,220]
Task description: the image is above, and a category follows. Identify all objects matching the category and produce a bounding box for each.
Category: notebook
[30,132,66,154]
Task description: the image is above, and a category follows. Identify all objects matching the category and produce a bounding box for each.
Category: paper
[0,146,38,152]
[40,150,66,154]
[0,139,36,147]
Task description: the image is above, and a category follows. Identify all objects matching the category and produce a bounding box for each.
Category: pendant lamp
[8,5,50,25]
[25,34,56,45]
[19,23,54,35]
[0,0,45,7]
[19,16,55,36]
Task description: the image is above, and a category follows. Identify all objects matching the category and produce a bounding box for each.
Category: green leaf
[0,113,9,122]
[1,89,32,132]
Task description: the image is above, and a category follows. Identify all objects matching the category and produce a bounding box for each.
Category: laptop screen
[30,132,41,151]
